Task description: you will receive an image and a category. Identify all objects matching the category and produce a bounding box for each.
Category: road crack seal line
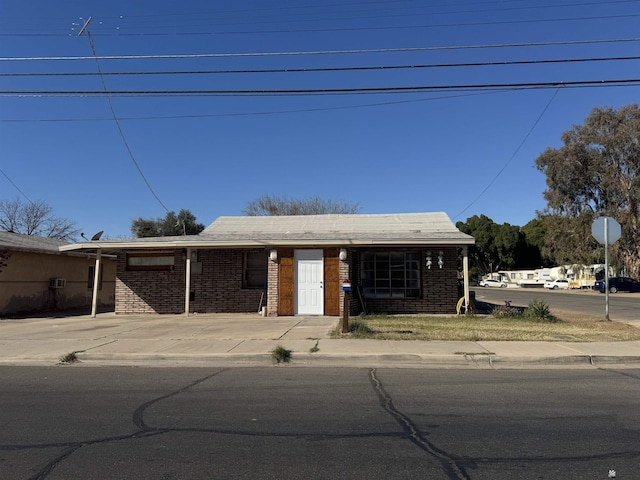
[133,369,228,430]
[24,430,168,480]
[369,368,471,480]
[25,369,229,479]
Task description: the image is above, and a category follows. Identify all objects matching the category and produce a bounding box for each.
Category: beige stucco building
[0,232,116,317]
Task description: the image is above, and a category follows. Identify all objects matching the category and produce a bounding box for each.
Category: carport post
[184,247,192,316]
[90,248,101,318]
[462,246,470,312]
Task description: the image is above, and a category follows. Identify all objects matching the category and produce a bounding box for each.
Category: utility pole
[77,17,92,37]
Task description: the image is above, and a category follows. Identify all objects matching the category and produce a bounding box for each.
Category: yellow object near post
[456,296,476,315]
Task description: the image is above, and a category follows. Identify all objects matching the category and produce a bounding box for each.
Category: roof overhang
[59,237,475,253]
[58,212,475,253]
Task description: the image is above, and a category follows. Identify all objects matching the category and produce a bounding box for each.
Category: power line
[4,54,640,77]
[60,1,640,33]
[0,90,511,123]
[86,13,640,36]
[0,167,33,204]
[3,79,640,97]
[80,22,169,213]
[2,37,639,62]
[0,0,631,29]
[4,8,640,37]
[453,88,561,221]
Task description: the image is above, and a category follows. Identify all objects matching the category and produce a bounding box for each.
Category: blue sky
[2,0,640,239]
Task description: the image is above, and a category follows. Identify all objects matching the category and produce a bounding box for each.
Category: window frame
[126,251,176,271]
[243,250,268,289]
[87,264,103,290]
[360,250,421,299]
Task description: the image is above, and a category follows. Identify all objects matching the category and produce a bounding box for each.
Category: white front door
[295,249,324,315]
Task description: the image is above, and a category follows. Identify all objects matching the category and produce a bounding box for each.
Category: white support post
[184,248,192,316]
[462,246,470,312]
[91,249,101,318]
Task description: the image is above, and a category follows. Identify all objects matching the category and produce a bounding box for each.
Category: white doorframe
[294,249,324,315]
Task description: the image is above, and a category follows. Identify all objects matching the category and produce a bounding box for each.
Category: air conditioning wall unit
[49,278,67,288]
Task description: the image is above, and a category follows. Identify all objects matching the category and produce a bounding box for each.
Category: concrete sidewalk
[1,312,640,368]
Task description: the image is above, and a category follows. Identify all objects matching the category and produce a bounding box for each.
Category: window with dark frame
[361,251,421,298]
[243,251,268,289]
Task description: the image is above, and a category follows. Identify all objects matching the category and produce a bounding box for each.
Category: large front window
[361,251,421,298]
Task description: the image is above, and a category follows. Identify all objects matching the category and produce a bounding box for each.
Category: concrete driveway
[0,312,340,365]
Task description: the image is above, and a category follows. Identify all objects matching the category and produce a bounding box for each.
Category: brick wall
[350,247,459,315]
[191,249,264,314]
[116,249,265,314]
[266,254,278,316]
[116,250,185,314]
[340,249,352,317]
[115,246,461,315]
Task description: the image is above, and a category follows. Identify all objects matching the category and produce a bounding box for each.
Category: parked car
[479,278,507,288]
[544,279,570,290]
[594,277,640,293]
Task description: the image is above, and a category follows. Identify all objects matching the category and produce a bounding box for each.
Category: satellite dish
[81,233,89,241]
[90,231,104,241]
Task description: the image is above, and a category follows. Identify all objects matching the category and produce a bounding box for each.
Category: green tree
[0,197,79,241]
[243,194,360,216]
[457,215,541,275]
[520,218,549,267]
[535,104,640,276]
[131,209,205,238]
[538,214,604,267]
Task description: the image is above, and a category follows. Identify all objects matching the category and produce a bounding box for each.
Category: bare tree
[0,198,21,233]
[243,194,361,216]
[0,198,80,241]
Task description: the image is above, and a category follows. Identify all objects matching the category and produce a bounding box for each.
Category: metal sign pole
[592,216,620,321]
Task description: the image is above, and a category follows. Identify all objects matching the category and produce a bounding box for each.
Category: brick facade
[116,249,264,314]
[115,246,460,316]
[349,246,459,315]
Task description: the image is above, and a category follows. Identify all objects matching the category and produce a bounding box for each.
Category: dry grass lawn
[333,310,640,342]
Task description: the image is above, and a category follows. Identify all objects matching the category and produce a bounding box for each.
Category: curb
[2,353,640,369]
[488,355,593,368]
[69,352,640,369]
[590,355,640,366]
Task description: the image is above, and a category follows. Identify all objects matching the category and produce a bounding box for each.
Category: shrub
[491,305,521,318]
[59,352,78,364]
[525,299,557,323]
[271,345,292,364]
[348,319,374,336]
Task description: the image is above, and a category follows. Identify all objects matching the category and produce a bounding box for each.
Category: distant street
[1,366,640,480]
[474,287,640,323]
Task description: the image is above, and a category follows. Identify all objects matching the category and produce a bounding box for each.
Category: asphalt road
[473,286,640,323]
[2,366,639,480]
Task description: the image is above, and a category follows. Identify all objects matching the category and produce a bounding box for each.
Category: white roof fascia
[59,237,473,252]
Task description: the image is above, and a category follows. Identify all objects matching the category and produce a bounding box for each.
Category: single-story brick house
[60,212,475,317]
[0,231,116,317]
